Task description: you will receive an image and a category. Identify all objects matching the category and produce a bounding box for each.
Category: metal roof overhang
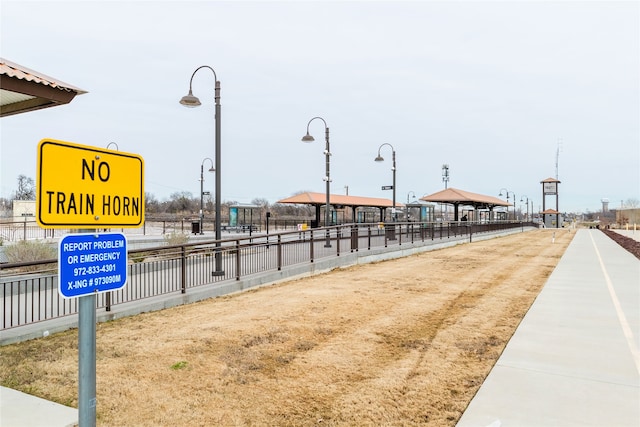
[277,192,402,209]
[277,192,403,225]
[420,187,511,210]
[1,58,87,117]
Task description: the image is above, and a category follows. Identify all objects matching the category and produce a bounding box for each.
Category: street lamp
[520,195,530,222]
[200,158,215,235]
[525,197,534,222]
[301,116,332,248]
[406,191,416,221]
[499,188,516,220]
[375,143,396,221]
[180,65,223,275]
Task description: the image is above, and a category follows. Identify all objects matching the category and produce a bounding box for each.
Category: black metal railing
[0,218,309,243]
[1,221,531,330]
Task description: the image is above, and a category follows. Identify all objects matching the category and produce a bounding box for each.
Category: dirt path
[0,229,574,426]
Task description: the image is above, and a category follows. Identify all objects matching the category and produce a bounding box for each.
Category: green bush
[4,240,56,263]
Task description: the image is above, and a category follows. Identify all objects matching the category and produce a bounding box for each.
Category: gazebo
[277,192,402,227]
[420,187,511,221]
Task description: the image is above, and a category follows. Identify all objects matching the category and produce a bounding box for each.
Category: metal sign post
[37,139,143,427]
[78,291,96,427]
[59,231,128,427]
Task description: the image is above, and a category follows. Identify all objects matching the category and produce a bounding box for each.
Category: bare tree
[625,198,639,208]
[145,192,161,214]
[0,196,10,218]
[251,198,270,208]
[251,198,270,219]
[12,175,35,200]
[166,191,196,214]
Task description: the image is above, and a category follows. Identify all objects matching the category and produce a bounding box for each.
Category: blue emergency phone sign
[58,232,127,298]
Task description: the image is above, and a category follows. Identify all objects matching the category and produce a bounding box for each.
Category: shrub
[4,240,56,263]
[129,251,149,263]
[163,232,190,246]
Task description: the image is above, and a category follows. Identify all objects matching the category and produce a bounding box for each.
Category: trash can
[191,221,200,234]
[350,226,359,251]
[385,226,397,241]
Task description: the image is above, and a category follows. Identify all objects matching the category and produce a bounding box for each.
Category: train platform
[2,228,638,427]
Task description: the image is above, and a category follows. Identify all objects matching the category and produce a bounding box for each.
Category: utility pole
[555,140,562,180]
[442,164,450,189]
[442,164,450,220]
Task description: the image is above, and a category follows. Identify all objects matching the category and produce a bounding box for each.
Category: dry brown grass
[0,229,574,426]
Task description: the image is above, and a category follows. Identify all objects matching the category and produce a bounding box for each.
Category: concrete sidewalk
[457,228,640,426]
[0,386,77,427]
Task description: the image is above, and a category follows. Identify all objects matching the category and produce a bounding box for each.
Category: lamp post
[200,158,215,235]
[527,199,534,221]
[375,143,396,221]
[406,191,416,221]
[180,65,223,275]
[520,195,530,221]
[301,116,332,248]
[499,188,516,220]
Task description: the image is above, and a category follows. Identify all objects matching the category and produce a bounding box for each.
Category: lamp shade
[301,133,315,142]
[179,90,201,107]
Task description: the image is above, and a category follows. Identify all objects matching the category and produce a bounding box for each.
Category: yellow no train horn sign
[36,139,144,228]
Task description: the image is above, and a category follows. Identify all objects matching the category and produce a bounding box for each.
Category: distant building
[12,200,36,222]
[616,208,640,227]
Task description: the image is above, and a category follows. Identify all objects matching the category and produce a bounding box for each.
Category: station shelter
[229,204,261,232]
[1,58,86,117]
[277,192,403,227]
[420,187,511,222]
[405,200,436,222]
[1,58,85,235]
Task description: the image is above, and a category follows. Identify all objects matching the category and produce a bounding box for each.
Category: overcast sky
[1,0,638,214]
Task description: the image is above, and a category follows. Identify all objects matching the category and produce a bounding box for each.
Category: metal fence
[1,221,529,331]
[0,218,211,242]
[0,218,309,243]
